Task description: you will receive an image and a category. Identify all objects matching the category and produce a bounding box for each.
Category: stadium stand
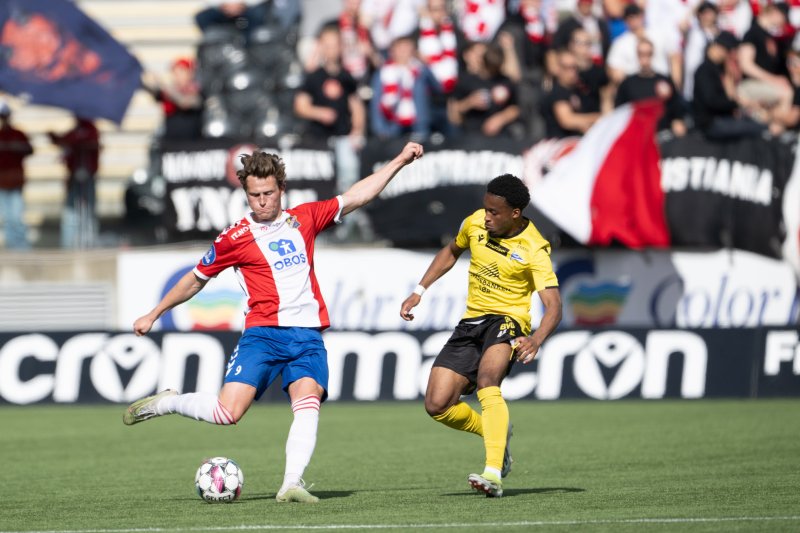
[4,0,205,246]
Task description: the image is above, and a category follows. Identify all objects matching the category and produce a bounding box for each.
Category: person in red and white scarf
[371,34,435,139]
[418,0,461,93]
[336,0,381,84]
[418,0,464,135]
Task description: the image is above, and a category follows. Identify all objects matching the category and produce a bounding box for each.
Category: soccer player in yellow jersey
[400,174,562,497]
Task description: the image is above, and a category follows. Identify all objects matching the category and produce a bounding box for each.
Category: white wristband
[413,284,426,297]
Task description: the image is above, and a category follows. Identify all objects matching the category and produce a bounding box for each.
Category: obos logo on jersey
[269,239,296,256]
[268,239,307,270]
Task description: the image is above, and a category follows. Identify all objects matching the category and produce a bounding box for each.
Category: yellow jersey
[455,209,559,334]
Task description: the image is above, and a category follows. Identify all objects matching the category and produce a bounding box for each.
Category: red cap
[172,57,195,70]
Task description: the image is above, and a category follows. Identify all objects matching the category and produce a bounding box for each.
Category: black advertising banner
[360,136,530,247]
[156,138,336,241]
[1,328,798,404]
[659,132,794,259]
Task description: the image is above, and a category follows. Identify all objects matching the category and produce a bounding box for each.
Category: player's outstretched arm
[513,287,562,364]
[341,141,423,215]
[133,271,209,336]
[400,241,465,321]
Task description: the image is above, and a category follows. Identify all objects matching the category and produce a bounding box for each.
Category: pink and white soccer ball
[194,457,244,503]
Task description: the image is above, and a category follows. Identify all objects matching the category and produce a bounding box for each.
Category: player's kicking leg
[122,382,254,426]
[122,389,178,425]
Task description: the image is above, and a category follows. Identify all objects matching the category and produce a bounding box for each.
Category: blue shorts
[224,326,329,401]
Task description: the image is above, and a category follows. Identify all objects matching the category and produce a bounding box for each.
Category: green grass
[1,400,799,532]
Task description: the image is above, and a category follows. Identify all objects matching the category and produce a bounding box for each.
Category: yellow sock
[432,401,483,436]
[477,386,508,472]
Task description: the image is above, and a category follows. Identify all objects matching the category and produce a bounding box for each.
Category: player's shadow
[244,490,355,502]
[443,487,585,497]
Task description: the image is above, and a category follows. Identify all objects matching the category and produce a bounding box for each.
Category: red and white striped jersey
[193,197,343,330]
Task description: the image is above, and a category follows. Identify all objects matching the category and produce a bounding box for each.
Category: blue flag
[0,0,142,124]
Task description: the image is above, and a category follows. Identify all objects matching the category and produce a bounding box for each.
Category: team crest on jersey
[201,245,216,265]
[285,216,301,229]
[510,252,524,263]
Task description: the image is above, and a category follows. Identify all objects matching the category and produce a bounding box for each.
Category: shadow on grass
[443,487,585,497]
[242,491,355,501]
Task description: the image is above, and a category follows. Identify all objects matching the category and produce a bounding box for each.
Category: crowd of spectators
[151,0,800,147]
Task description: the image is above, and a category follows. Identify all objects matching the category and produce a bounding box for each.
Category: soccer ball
[194,457,244,503]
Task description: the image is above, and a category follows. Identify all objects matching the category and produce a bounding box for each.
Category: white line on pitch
[2,515,800,533]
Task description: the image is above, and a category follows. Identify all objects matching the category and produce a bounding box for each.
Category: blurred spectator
[683,2,721,103]
[322,0,381,86]
[716,0,752,38]
[615,39,687,137]
[606,4,682,89]
[371,34,435,140]
[449,42,521,138]
[569,27,613,115]
[141,57,203,140]
[603,0,630,40]
[195,1,300,43]
[418,0,463,135]
[644,0,692,61]
[693,31,766,139]
[495,0,555,137]
[0,101,33,250]
[49,118,101,249]
[458,0,507,42]
[776,44,800,131]
[552,0,610,65]
[541,49,601,138]
[361,0,424,53]
[738,4,792,112]
[295,23,366,189]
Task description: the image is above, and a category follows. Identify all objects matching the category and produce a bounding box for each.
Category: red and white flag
[530,99,670,249]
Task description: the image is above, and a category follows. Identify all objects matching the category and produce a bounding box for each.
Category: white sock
[157,392,235,425]
[281,395,321,491]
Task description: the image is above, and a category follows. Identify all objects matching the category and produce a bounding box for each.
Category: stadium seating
[4,0,204,246]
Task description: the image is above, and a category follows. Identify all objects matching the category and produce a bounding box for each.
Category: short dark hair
[623,4,643,18]
[486,174,530,209]
[483,43,505,77]
[317,21,339,38]
[237,151,286,190]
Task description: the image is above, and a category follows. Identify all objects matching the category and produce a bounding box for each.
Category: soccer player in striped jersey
[400,174,562,497]
[123,142,423,503]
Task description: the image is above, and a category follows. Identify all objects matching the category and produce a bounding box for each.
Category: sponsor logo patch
[201,245,216,265]
[485,240,509,256]
[269,239,297,256]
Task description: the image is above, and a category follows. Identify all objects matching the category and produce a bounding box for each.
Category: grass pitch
[1,400,798,532]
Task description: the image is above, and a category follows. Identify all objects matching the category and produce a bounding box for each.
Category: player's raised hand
[133,314,156,336]
[400,293,421,321]
[399,142,424,164]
